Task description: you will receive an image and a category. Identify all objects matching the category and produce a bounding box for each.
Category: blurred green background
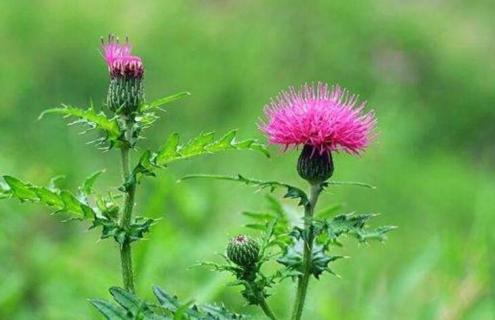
[0,0,494,319]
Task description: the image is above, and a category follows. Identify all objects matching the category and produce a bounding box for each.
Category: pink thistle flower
[260,83,376,155]
[101,35,144,79]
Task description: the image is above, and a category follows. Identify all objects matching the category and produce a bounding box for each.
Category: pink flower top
[260,83,376,155]
[101,35,143,79]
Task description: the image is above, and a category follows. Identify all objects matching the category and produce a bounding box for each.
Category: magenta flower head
[101,35,144,79]
[101,35,144,115]
[260,83,376,184]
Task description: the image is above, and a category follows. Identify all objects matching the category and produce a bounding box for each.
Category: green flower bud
[106,77,144,115]
[297,144,334,185]
[227,235,260,268]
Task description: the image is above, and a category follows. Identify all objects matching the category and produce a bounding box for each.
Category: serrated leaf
[142,91,191,112]
[3,176,38,201]
[155,133,180,164]
[200,304,245,319]
[90,299,130,320]
[35,187,64,208]
[205,130,237,152]
[324,213,396,243]
[277,241,342,279]
[2,175,96,219]
[60,191,86,218]
[40,105,121,144]
[81,170,105,195]
[180,132,216,157]
[154,131,269,167]
[153,286,181,312]
[180,174,308,207]
[109,287,143,314]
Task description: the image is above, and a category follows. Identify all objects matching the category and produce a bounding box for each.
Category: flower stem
[259,297,278,320]
[119,124,136,293]
[291,183,322,320]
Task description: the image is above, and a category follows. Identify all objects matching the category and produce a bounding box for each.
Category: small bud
[297,144,334,184]
[227,235,260,268]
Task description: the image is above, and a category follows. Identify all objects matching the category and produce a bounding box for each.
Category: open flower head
[101,35,143,79]
[260,83,376,155]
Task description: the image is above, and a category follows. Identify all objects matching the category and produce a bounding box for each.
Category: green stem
[259,297,278,320]
[119,129,136,293]
[245,280,278,320]
[291,183,322,320]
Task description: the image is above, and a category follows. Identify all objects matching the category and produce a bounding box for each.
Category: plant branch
[291,183,323,320]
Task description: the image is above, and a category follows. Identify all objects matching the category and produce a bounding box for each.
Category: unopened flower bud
[297,144,334,184]
[227,235,260,268]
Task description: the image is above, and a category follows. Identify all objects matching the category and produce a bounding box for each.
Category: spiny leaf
[179,174,308,207]
[109,287,143,314]
[3,176,38,201]
[324,213,397,243]
[154,130,269,167]
[199,304,245,319]
[153,286,181,312]
[142,91,191,112]
[277,241,344,279]
[2,175,95,219]
[323,180,376,189]
[155,133,180,164]
[90,299,130,320]
[81,170,105,195]
[39,105,121,142]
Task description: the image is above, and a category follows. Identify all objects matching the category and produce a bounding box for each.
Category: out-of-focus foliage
[0,0,494,319]
[91,287,244,320]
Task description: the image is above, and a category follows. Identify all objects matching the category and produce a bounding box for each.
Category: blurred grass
[0,0,494,319]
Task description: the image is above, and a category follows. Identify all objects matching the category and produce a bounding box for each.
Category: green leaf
[3,176,38,201]
[241,211,274,221]
[316,204,343,219]
[90,299,130,320]
[81,170,105,195]
[324,213,397,243]
[155,133,181,164]
[153,286,181,312]
[35,187,65,208]
[142,91,191,112]
[39,105,121,144]
[180,174,308,207]
[154,130,269,167]
[109,287,143,314]
[277,241,344,279]
[200,304,245,319]
[323,180,376,189]
[2,175,96,219]
[59,191,86,218]
[180,132,216,157]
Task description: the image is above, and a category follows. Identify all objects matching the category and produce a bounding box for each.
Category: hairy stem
[291,183,322,320]
[119,122,136,293]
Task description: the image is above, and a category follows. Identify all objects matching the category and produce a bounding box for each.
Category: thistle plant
[0,35,268,319]
[184,83,396,320]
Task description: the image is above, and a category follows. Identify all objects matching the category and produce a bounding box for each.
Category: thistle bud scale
[227,235,260,268]
[297,144,334,184]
